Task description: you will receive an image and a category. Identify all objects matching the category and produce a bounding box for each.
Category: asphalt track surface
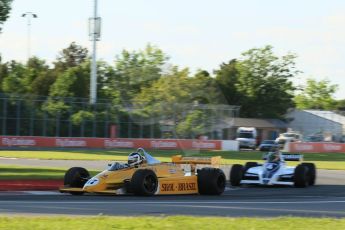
[1,158,345,217]
[1,185,345,217]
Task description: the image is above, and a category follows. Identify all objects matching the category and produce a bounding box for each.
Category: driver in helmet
[267,145,281,163]
[127,152,146,167]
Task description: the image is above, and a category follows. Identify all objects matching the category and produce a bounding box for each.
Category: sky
[1,0,345,98]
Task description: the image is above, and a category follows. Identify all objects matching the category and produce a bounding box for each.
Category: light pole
[89,0,101,104]
[22,12,37,61]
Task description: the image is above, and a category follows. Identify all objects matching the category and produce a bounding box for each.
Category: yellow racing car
[60,148,226,196]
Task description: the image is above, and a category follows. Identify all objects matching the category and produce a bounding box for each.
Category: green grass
[0,149,345,170]
[0,216,344,230]
[0,165,98,180]
[0,149,132,161]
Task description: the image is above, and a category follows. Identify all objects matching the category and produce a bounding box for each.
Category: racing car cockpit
[108,151,147,171]
[108,162,129,171]
[266,145,284,163]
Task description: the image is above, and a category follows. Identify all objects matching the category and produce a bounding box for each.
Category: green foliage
[295,78,338,110]
[215,59,242,105]
[71,110,95,125]
[1,60,27,94]
[42,100,70,117]
[50,62,90,98]
[176,110,208,138]
[134,67,222,117]
[215,45,297,118]
[109,44,168,103]
[44,61,90,116]
[0,0,13,33]
[0,56,9,92]
[0,42,341,138]
[336,99,345,111]
[54,42,89,71]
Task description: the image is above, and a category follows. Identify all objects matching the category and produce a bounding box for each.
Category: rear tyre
[294,164,308,188]
[64,167,90,195]
[230,164,244,186]
[197,168,226,195]
[131,169,158,196]
[301,163,316,186]
[244,162,259,171]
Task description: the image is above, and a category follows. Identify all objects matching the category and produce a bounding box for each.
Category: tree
[336,99,345,111]
[25,57,52,96]
[176,110,207,138]
[1,60,27,95]
[53,42,89,71]
[50,62,90,99]
[215,46,298,118]
[295,78,338,110]
[191,70,224,104]
[215,59,243,106]
[132,67,224,138]
[0,0,13,33]
[0,56,9,92]
[44,61,90,116]
[109,44,169,103]
[1,57,54,96]
[134,67,224,106]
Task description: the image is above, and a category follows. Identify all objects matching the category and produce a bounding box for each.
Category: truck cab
[275,132,302,148]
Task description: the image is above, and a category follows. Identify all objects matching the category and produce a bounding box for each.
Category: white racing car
[230,151,316,187]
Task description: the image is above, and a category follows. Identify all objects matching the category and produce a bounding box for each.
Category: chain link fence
[0,94,240,139]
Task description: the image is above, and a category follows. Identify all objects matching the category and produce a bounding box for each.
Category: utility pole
[89,0,101,104]
[22,12,37,61]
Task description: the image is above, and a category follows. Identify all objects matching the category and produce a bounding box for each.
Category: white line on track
[0,157,18,159]
[163,204,345,215]
[24,191,62,195]
[1,200,345,204]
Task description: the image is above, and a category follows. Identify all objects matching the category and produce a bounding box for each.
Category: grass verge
[0,216,345,230]
[0,165,97,180]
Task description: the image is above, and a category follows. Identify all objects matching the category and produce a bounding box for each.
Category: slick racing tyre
[64,167,90,195]
[244,162,259,171]
[301,163,316,186]
[294,164,308,188]
[131,169,158,196]
[197,168,226,195]
[230,164,244,186]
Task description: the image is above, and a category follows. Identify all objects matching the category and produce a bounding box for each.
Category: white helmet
[128,152,145,166]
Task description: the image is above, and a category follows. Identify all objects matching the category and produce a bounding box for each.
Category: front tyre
[64,167,90,195]
[197,168,226,195]
[301,163,316,186]
[131,169,158,196]
[294,164,308,188]
[230,164,244,186]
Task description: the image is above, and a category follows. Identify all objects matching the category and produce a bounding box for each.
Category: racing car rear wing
[262,153,303,161]
[171,155,221,166]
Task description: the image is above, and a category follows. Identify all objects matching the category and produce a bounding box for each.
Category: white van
[236,127,257,150]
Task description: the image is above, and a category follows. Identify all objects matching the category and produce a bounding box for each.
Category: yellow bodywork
[60,154,221,195]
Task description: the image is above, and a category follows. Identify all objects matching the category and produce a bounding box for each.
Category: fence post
[56,112,60,137]
[30,104,34,136]
[16,100,21,136]
[43,111,47,136]
[2,98,7,135]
